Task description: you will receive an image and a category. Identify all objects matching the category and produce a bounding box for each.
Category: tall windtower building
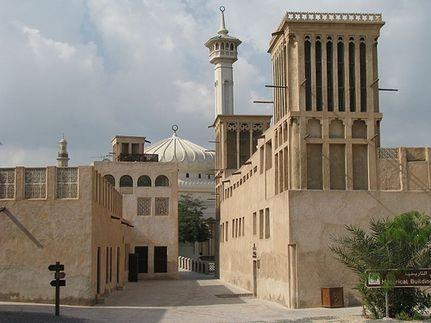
[205,6,241,117]
[57,136,69,167]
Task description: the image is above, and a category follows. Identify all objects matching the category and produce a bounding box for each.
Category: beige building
[0,134,179,305]
[209,11,431,308]
[0,166,132,305]
[94,135,179,279]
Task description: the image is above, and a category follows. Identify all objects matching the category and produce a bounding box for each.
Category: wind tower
[205,6,241,117]
[57,136,69,167]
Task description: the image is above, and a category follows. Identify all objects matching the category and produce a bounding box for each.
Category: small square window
[137,197,151,216]
[155,197,169,216]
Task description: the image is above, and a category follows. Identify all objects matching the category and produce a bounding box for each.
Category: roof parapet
[283,11,382,24]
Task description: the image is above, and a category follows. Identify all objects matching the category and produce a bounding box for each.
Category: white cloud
[0,0,429,167]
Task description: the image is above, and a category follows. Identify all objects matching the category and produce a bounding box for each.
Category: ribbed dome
[145,128,214,171]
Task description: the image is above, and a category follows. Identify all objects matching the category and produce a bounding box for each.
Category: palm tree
[330,211,431,319]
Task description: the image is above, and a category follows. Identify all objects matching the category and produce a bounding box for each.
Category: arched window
[230,43,234,50]
[349,39,356,112]
[326,38,334,111]
[215,43,219,50]
[307,119,322,138]
[304,36,312,111]
[185,173,189,178]
[315,37,322,111]
[104,174,115,186]
[119,175,133,187]
[360,38,367,112]
[155,175,169,187]
[137,175,152,187]
[337,38,345,111]
[329,119,345,138]
[352,120,367,139]
[221,43,225,50]
[198,174,201,179]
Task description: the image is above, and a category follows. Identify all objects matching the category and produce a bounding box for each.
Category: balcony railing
[117,153,159,162]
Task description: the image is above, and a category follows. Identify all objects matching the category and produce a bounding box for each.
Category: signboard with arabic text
[366,269,431,288]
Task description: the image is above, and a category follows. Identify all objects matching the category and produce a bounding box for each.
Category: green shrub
[330,211,431,319]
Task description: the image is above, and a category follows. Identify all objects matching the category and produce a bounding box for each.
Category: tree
[330,211,431,319]
[178,194,211,244]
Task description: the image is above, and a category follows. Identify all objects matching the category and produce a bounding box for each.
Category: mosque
[145,125,216,258]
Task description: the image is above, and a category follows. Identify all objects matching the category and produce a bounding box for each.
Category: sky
[0,0,430,166]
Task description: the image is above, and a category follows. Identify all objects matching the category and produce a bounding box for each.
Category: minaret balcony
[209,50,238,63]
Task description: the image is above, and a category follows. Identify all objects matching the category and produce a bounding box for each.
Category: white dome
[145,129,214,171]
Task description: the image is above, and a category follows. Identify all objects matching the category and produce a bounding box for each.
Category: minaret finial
[172,124,179,136]
[218,6,228,35]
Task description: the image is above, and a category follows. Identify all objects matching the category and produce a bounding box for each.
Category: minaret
[205,6,241,118]
[57,136,69,167]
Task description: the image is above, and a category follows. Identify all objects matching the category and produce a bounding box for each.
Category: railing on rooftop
[117,153,159,162]
[378,148,399,159]
[284,12,383,23]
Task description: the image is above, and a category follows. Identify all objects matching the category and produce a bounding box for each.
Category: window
[0,168,15,199]
[265,141,272,170]
[131,143,139,154]
[225,221,229,241]
[265,208,270,239]
[119,175,133,187]
[137,197,151,216]
[109,247,112,282]
[155,175,169,186]
[137,175,151,187]
[57,168,78,199]
[104,174,115,187]
[232,219,235,238]
[259,210,264,239]
[304,36,312,110]
[207,174,211,179]
[242,217,245,236]
[337,39,345,111]
[326,39,334,111]
[135,246,148,273]
[106,247,109,284]
[25,168,46,199]
[154,246,168,273]
[260,146,264,174]
[315,38,322,110]
[121,143,129,154]
[352,120,367,139]
[360,40,367,112]
[198,174,201,179]
[329,119,345,138]
[349,40,356,112]
[155,197,169,215]
[253,212,257,235]
[186,173,189,178]
[116,247,120,284]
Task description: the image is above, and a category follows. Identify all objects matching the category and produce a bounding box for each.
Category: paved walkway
[0,271,380,322]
